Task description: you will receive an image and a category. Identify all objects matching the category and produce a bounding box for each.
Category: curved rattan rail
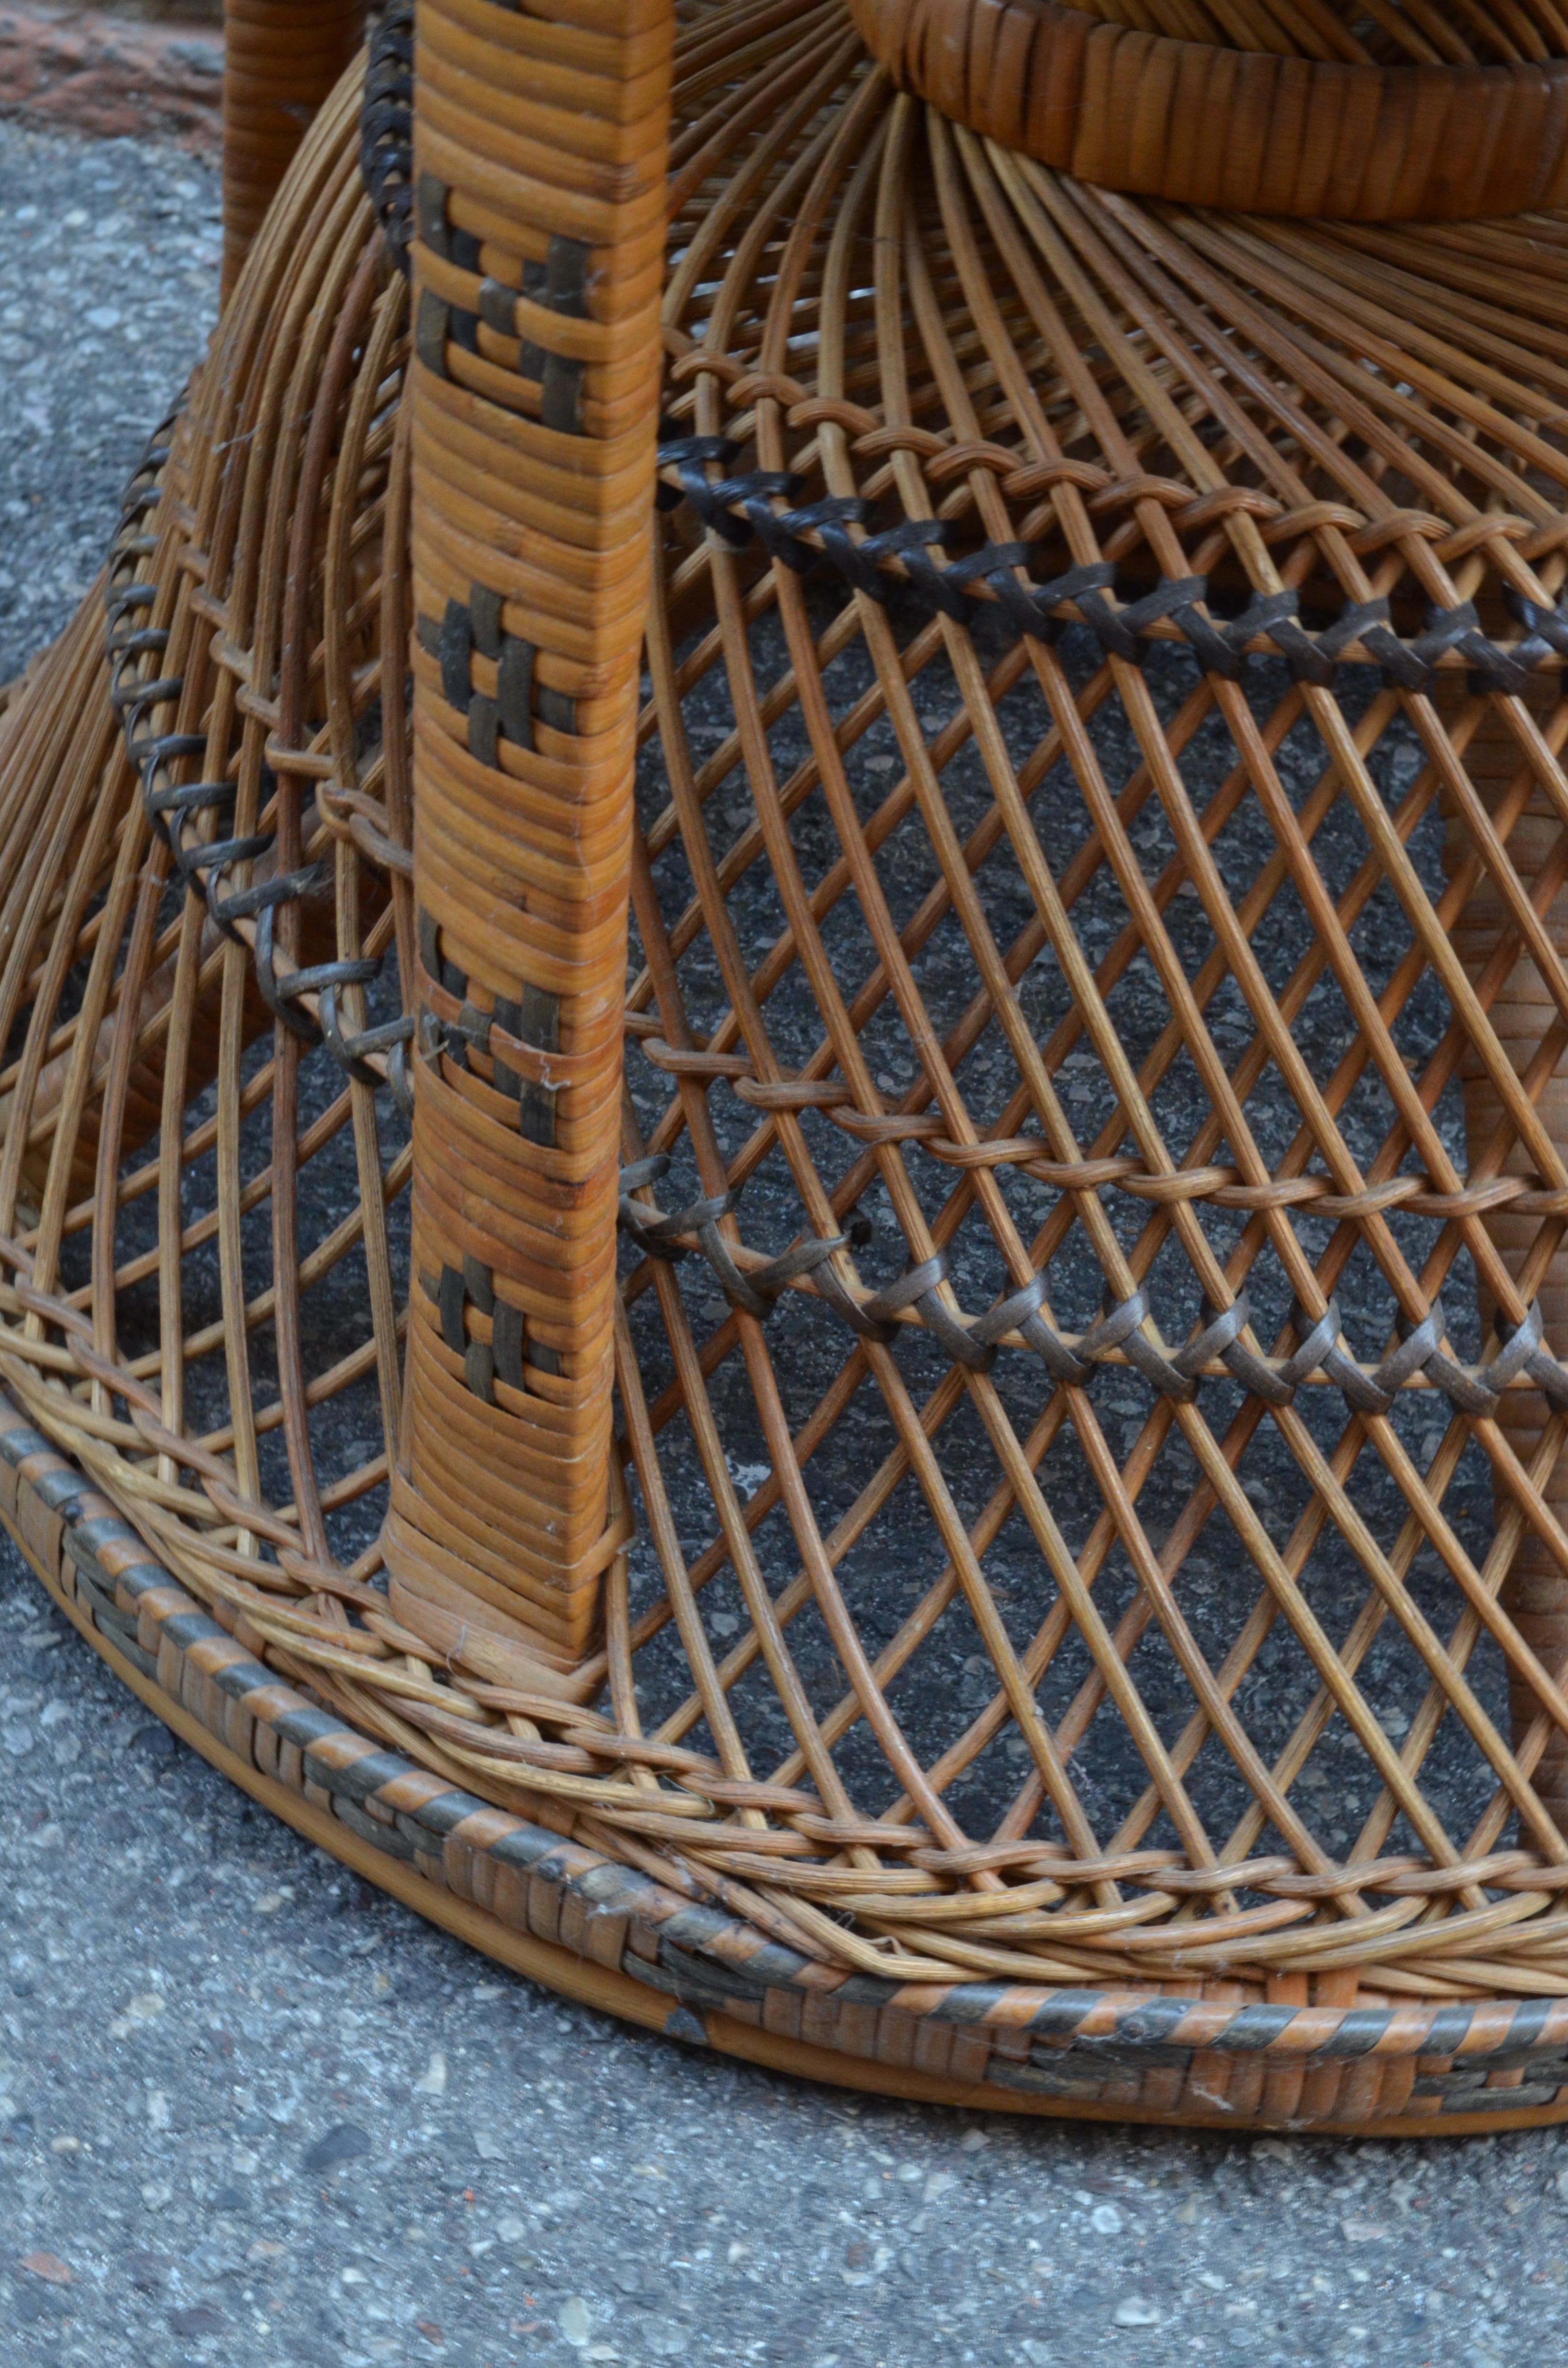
[845,0,1568,217]
[8,0,1568,2130]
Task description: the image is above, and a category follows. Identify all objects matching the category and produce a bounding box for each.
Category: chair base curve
[4,1384,1566,2139]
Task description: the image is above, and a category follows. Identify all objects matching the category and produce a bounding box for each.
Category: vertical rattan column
[384,0,669,1692]
[221,0,369,296]
[1444,686,1568,1827]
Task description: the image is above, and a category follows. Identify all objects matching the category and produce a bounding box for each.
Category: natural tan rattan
[9,0,1568,2128]
[219,0,370,296]
[387,0,672,1688]
[846,0,1568,217]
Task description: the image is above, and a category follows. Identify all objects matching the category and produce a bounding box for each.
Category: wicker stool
[7,0,1568,2133]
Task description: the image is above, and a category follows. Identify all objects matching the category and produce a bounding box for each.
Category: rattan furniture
[7,0,1568,2130]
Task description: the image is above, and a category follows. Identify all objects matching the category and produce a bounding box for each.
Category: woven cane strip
[220,0,370,298]
[652,435,1568,691]
[10,18,1568,2019]
[388,0,673,1680]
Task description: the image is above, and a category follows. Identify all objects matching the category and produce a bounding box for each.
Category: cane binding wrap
[847,0,1568,218]
[384,0,672,1691]
[220,0,371,296]
[9,0,1568,2129]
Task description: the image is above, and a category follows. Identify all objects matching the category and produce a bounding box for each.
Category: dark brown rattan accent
[360,0,414,278]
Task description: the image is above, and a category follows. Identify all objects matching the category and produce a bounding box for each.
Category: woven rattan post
[15,0,1568,2134]
[220,0,369,297]
[384,0,672,1692]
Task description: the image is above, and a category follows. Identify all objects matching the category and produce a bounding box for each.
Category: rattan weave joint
[617,1162,1568,1413]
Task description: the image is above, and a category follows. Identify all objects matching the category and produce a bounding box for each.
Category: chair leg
[1444,682,1568,1828]
[221,0,369,297]
[383,0,672,1694]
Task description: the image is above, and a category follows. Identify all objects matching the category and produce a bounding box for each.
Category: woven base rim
[4,1384,1567,2136]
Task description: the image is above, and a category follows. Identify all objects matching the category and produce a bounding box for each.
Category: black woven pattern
[414,905,559,1146]
[360,0,415,278]
[657,436,1568,693]
[103,433,413,1106]
[413,176,588,432]
[416,587,578,756]
[416,1252,561,1402]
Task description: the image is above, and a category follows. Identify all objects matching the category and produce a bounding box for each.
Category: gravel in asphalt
[0,123,218,685]
[0,112,1566,2368]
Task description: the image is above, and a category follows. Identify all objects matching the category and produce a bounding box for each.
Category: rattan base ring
[6,1388,1566,2134]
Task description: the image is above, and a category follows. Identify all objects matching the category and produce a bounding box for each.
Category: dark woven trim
[657,435,1568,694]
[101,430,413,1109]
[360,0,414,277]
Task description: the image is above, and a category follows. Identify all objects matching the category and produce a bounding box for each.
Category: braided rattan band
[619,1160,1568,1413]
[656,431,1568,691]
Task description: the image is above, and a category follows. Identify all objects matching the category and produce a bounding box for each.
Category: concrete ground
[1,114,1567,2368]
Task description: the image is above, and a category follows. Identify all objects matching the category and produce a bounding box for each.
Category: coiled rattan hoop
[846,0,1568,217]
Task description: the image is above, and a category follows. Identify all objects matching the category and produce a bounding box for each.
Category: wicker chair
[7,0,1568,2132]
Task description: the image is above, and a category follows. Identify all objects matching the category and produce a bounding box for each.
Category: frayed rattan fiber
[10,0,1568,2129]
